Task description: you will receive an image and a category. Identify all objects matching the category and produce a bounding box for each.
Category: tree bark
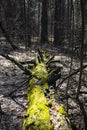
[41,0,48,43]
[54,0,65,46]
[76,0,85,98]
[0,21,17,49]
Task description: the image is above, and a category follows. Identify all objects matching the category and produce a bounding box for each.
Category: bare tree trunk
[41,0,48,43]
[76,0,85,98]
[0,21,17,49]
[23,0,28,48]
[54,0,65,46]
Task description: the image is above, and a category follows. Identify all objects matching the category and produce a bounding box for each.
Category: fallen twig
[57,64,87,87]
[0,53,32,75]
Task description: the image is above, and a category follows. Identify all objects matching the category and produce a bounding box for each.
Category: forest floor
[0,42,87,130]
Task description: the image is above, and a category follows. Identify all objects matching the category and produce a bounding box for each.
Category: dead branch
[47,67,61,86]
[46,56,54,65]
[80,91,87,94]
[20,60,36,65]
[5,80,29,97]
[38,48,44,62]
[57,64,87,87]
[0,53,32,75]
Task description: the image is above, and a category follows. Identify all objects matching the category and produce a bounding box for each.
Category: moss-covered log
[23,62,53,130]
[0,50,75,130]
[23,61,73,130]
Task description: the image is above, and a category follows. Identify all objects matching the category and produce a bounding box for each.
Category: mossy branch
[38,48,44,62]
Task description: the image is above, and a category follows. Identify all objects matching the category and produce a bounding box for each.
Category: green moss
[27,87,47,104]
[58,106,68,116]
[23,59,72,130]
[57,106,73,130]
[32,63,48,80]
[23,62,53,130]
[23,87,53,130]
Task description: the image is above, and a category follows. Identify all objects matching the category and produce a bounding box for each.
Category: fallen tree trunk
[22,62,73,130]
[0,50,76,130]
